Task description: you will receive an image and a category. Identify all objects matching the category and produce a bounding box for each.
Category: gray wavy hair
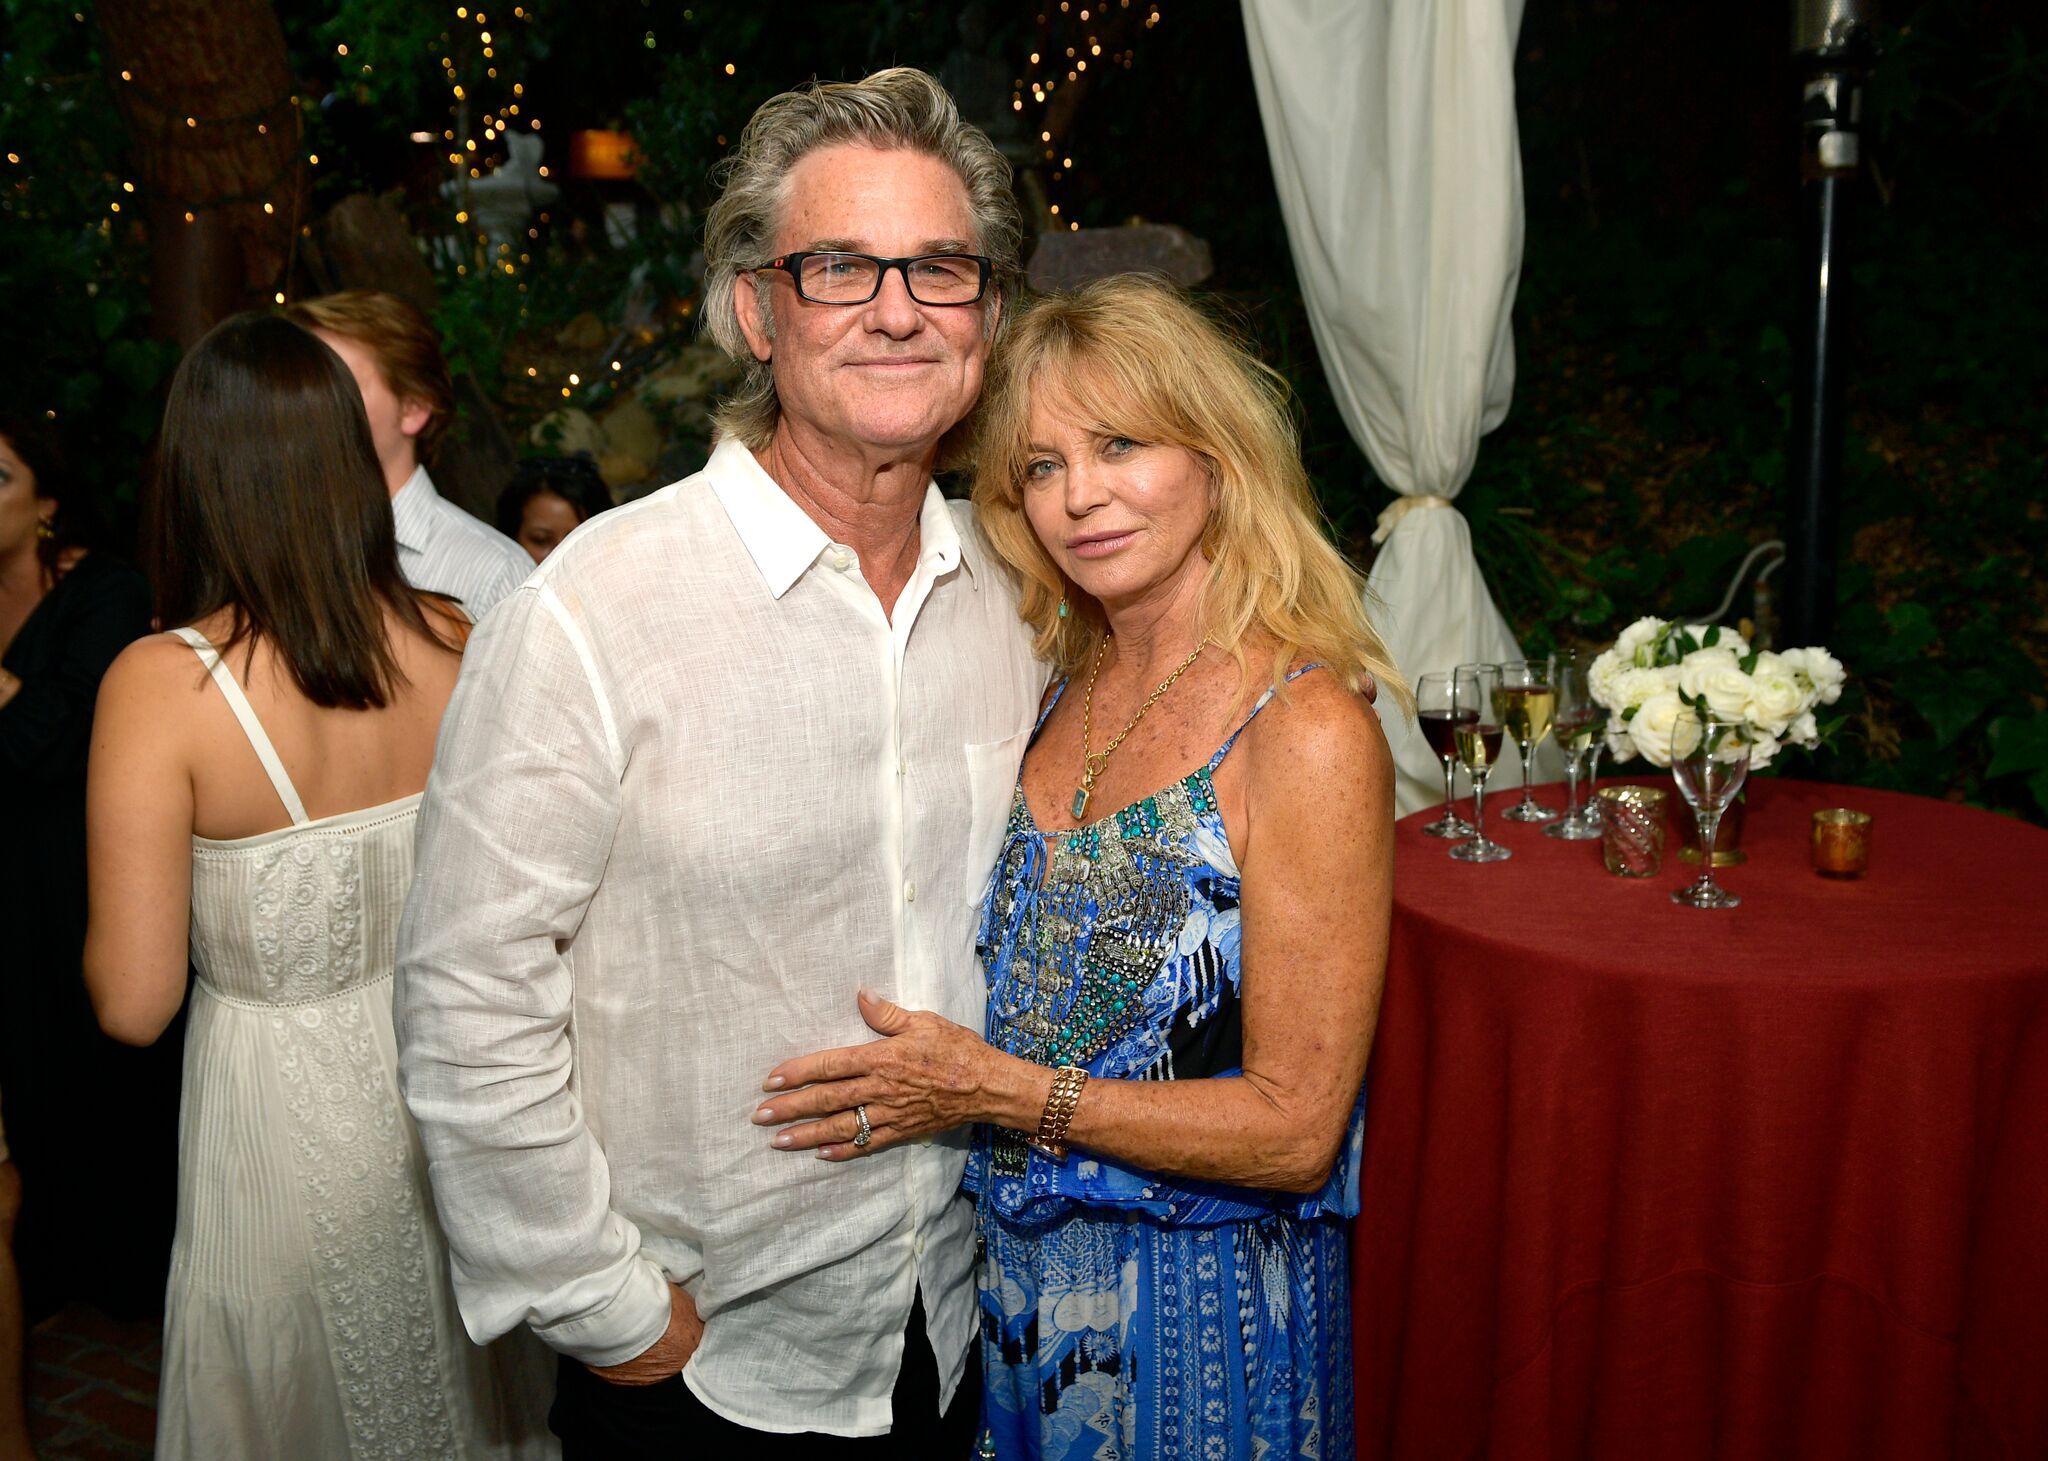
[700,67,1023,449]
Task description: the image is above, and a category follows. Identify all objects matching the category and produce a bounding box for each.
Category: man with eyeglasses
[396,68,1044,1458]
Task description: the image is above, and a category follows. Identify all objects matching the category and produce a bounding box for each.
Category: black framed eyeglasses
[753,251,993,306]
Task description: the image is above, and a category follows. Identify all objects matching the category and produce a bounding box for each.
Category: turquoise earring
[1057,596,1069,619]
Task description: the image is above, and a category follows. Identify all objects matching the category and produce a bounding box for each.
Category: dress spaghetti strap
[1027,678,1069,747]
[169,628,312,826]
[1203,662,1325,774]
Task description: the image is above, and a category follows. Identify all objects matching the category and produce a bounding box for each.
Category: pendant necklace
[1072,635,1209,821]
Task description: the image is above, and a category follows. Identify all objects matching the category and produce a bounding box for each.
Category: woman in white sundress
[82,313,554,1460]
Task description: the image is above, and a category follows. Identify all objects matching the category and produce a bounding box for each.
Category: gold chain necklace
[1072,635,1209,821]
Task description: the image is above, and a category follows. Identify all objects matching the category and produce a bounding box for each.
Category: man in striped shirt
[290,291,533,620]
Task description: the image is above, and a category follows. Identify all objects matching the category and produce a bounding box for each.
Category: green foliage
[0,0,178,506]
[1448,4,2047,822]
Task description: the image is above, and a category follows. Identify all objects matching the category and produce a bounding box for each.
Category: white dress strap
[170,627,312,826]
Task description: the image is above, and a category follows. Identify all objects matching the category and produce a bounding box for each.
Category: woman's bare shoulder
[96,630,219,747]
[1241,666,1392,799]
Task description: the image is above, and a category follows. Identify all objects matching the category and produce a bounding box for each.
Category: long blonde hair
[969,275,1410,711]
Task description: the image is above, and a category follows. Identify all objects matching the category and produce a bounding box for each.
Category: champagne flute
[1449,664,1512,863]
[1670,715,1752,909]
[1544,651,1607,841]
[1417,668,1479,839]
[1497,657,1560,823]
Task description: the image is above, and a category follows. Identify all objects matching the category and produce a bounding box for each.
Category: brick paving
[25,1306,159,1460]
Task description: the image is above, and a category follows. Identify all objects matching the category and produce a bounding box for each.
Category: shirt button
[903,880,916,903]
[897,759,907,777]
[914,1235,926,1257]
[829,548,853,571]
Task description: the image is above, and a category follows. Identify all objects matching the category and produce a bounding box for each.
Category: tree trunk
[96,0,302,346]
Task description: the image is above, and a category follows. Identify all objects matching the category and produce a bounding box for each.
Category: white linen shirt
[395,437,1044,1437]
[390,464,534,620]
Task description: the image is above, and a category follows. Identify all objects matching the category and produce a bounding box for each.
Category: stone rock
[596,395,661,485]
[640,344,743,405]
[529,407,605,457]
[593,449,649,489]
[556,312,609,352]
[1025,224,1214,293]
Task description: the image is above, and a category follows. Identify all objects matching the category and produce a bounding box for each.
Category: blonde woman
[756,275,1400,1458]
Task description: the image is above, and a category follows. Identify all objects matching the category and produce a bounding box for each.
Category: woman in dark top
[494,453,615,564]
[0,414,162,1317]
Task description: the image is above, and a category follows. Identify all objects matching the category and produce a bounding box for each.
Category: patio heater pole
[1783,0,1873,646]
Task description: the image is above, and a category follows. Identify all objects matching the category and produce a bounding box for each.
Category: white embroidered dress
[155,629,554,1461]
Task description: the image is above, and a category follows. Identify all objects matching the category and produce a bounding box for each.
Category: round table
[1353,777,2048,1461]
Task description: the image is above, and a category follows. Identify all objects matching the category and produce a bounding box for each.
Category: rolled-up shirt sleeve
[395,579,671,1367]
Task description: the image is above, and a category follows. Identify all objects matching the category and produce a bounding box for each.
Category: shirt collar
[390,464,436,553]
[706,436,973,599]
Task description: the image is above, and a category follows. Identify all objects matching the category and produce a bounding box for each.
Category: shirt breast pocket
[961,729,1031,907]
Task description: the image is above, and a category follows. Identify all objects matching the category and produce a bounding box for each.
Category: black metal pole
[1784,2,1872,647]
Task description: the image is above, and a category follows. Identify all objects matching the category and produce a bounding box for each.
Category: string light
[1014,2,1162,230]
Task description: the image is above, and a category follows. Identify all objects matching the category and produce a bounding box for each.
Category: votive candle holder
[1597,786,1668,878]
[1812,808,1872,878]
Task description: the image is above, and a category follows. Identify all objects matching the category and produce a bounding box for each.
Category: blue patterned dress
[964,668,1363,1461]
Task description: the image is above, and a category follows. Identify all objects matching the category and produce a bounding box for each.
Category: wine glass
[1449,664,1511,863]
[1497,657,1559,823]
[1670,715,1752,909]
[1544,651,1607,841]
[1417,668,1478,839]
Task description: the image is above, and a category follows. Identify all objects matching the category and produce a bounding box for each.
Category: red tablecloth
[1354,777,2048,1461]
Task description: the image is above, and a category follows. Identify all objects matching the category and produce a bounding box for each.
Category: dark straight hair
[149,312,457,710]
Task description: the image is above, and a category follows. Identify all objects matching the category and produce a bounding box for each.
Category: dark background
[2,0,2043,817]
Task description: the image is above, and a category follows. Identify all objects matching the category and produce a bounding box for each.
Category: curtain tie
[1371,493,1454,545]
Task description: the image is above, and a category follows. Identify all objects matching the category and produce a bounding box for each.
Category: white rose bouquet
[1588,617,1845,769]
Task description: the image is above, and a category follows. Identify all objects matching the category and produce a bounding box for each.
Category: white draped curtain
[1242,0,1539,814]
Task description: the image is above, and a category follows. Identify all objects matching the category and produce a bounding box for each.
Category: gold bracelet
[1027,1064,1088,1160]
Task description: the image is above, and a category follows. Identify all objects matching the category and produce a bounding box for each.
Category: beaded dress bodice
[966,665,1360,1229]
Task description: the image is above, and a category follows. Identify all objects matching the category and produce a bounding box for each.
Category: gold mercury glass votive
[1812,808,1873,877]
[1597,786,1668,877]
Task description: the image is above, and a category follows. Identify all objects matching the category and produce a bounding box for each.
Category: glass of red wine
[1418,668,1479,839]
[1449,663,1512,863]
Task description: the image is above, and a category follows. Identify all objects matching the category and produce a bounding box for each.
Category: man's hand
[585,1282,703,1386]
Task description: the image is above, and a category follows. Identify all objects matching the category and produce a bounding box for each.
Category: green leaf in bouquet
[1739,650,1761,674]
[1621,705,1639,722]
[1703,625,1722,648]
